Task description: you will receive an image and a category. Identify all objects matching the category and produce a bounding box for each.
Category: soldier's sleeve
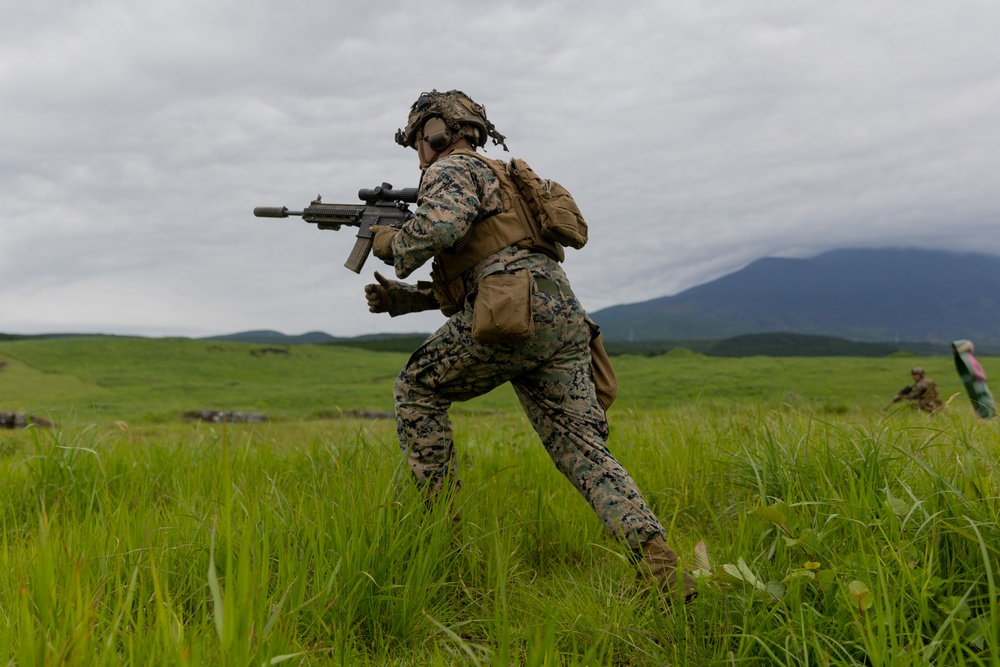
[390,159,482,279]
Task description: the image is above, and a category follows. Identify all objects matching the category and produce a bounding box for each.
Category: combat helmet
[395,89,508,152]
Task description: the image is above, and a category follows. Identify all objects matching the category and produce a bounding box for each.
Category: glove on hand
[365,271,394,314]
[364,272,440,316]
[370,225,399,262]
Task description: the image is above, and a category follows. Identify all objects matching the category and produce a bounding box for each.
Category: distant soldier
[892,367,943,413]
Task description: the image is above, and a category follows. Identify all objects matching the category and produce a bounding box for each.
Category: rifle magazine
[345,235,375,273]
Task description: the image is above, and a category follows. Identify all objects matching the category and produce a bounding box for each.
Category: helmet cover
[395,89,508,151]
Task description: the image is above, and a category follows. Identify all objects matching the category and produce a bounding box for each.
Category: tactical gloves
[370,225,399,262]
[364,272,439,317]
[365,271,395,314]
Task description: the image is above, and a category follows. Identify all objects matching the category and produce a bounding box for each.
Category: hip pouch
[586,318,618,411]
[471,269,535,343]
[430,260,467,317]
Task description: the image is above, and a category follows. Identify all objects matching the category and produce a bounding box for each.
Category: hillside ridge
[592,248,1000,345]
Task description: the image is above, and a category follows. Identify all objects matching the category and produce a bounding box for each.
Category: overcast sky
[3,0,998,338]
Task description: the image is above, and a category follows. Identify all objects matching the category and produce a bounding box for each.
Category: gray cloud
[2,0,998,336]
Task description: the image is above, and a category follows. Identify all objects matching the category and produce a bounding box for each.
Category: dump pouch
[586,318,617,410]
[471,269,535,343]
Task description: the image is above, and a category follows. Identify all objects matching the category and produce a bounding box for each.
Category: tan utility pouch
[471,268,534,343]
[430,258,469,317]
[508,158,589,249]
[587,318,617,410]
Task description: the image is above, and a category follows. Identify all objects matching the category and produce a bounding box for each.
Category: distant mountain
[591,248,1000,346]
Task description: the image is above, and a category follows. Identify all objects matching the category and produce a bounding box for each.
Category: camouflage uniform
[385,152,665,550]
[894,377,943,413]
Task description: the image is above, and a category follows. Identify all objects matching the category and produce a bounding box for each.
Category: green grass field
[1,337,997,665]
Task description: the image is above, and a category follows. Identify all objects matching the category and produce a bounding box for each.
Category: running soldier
[363,90,696,600]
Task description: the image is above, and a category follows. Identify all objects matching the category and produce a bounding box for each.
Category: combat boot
[638,535,698,602]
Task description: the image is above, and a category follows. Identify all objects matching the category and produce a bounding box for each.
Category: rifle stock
[254,183,416,273]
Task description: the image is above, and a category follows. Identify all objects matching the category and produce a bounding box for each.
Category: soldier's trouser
[394,289,665,550]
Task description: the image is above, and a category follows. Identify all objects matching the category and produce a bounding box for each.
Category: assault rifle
[885,385,912,411]
[254,183,416,273]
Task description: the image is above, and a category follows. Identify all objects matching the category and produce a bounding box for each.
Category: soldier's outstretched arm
[365,272,439,317]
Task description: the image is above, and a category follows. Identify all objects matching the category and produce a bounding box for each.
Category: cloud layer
[3,0,998,337]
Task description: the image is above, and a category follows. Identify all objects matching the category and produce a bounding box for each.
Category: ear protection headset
[422,117,452,151]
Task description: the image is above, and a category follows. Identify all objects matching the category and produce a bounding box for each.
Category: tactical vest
[430,149,564,315]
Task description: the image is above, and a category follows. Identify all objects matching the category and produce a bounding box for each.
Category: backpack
[504,158,589,249]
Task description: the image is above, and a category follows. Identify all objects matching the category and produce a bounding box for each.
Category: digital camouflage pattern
[387,152,666,550]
